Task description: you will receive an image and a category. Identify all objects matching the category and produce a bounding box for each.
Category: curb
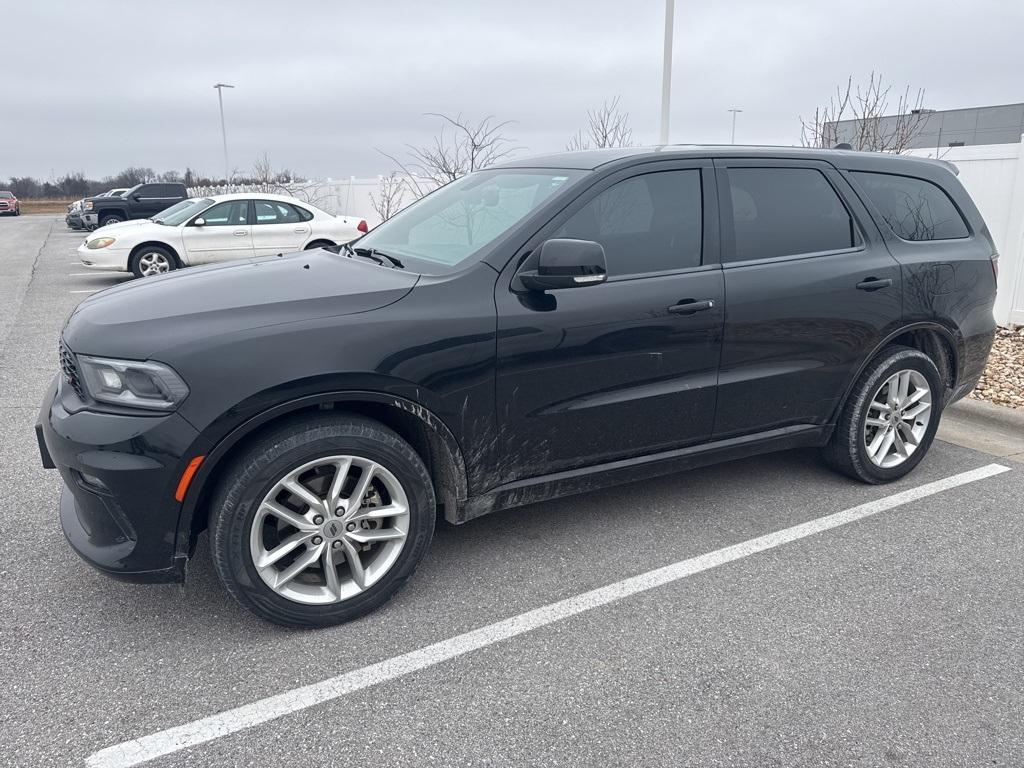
[938,397,1024,462]
[946,397,1024,431]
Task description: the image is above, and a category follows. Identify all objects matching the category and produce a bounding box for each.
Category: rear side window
[725,168,860,262]
[852,172,969,241]
[254,200,303,224]
[555,170,703,275]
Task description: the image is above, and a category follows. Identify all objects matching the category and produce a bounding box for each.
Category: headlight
[77,355,189,411]
[84,201,93,210]
[86,237,116,249]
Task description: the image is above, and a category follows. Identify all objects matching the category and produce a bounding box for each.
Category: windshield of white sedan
[156,198,213,226]
[355,170,585,269]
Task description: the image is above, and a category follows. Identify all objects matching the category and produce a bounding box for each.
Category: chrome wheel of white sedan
[249,455,410,605]
[863,369,932,469]
[137,251,172,276]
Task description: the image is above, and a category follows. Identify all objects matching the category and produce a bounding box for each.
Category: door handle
[294,228,308,234]
[856,277,892,291]
[668,299,715,315]
[233,230,248,236]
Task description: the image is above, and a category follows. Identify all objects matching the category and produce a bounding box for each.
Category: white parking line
[69,272,122,276]
[70,290,100,294]
[87,462,1011,768]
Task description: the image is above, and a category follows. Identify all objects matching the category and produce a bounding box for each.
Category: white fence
[908,140,1024,326]
[189,176,438,228]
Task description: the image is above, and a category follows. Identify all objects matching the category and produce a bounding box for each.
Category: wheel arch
[830,322,962,431]
[129,240,182,268]
[305,238,336,250]
[175,391,469,561]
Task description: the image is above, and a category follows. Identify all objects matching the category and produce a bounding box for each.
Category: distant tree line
[4,160,304,199]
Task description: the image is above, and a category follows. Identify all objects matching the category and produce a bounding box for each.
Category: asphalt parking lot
[2,214,1023,767]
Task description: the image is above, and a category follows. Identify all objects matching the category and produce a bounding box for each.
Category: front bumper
[37,376,201,583]
[76,242,129,271]
[66,212,84,229]
[81,212,99,227]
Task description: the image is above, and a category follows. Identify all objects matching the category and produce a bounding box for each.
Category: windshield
[156,198,212,225]
[356,169,585,271]
[0,192,13,199]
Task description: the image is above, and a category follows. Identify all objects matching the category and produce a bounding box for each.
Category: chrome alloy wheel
[249,455,410,605]
[137,251,171,276]
[864,369,932,469]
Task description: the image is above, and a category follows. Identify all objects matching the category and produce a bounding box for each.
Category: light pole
[659,0,674,144]
[213,83,235,183]
[728,108,743,144]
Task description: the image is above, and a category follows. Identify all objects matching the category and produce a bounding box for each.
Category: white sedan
[78,193,369,277]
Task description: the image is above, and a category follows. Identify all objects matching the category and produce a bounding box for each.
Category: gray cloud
[2,0,1022,180]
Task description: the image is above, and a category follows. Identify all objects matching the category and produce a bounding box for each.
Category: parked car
[38,146,997,628]
[67,188,128,229]
[0,191,20,216]
[80,182,187,230]
[77,193,369,277]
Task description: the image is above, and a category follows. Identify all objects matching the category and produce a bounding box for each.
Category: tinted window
[254,200,302,224]
[555,170,702,275]
[293,204,314,222]
[726,168,859,262]
[198,200,248,226]
[853,172,969,241]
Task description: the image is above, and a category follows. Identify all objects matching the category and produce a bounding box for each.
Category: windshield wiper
[352,246,404,269]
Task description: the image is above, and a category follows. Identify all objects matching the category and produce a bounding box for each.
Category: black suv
[38,147,997,627]
[80,182,188,229]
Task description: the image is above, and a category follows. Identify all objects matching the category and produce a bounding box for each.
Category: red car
[0,191,20,216]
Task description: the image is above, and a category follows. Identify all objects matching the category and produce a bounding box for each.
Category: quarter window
[555,170,703,275]
[852,171,969,241]
[725,168,860,262]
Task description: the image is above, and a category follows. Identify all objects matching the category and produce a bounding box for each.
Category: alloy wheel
[137,252,171,276]
[863,369,932,469]
[249,455,410,605]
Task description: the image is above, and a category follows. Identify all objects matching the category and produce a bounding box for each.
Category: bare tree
[567,96,634,150]
[801,73,929,153]
[370,172,407,222]
[379,113,517,199]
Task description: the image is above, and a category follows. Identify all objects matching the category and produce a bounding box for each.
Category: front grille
[59,340,87,400]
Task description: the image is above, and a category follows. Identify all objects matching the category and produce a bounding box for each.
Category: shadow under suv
[37,146,998,627]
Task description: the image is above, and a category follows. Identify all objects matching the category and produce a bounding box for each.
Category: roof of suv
[498,145,957,176]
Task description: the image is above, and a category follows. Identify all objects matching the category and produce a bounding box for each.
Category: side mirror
[192,217,206,227]
[132,194,142,201]
[517,238,607,292]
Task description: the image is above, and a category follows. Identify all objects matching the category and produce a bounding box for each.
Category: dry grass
[19,198,75,215]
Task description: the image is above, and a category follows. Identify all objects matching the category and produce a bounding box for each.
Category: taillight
[357,220,368,233]
[991,253,999,285]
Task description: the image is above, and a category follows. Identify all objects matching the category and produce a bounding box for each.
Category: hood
[91,219,154,236]
[64,249,420,359]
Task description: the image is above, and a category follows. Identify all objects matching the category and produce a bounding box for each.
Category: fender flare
[172,390,468,562]
[829,321,962,429]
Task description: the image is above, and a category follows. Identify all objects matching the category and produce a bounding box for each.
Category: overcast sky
[3,0,1023,181]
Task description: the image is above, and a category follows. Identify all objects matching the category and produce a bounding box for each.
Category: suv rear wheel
[822,346,942,483]
[209,414,436,628]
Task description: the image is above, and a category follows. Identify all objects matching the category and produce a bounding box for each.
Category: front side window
[555,170,703,275]
[198,200,248,226]
[726,168,860,262]
[852,171,969,241]
[254,200,302,224]
[356,169,586,271]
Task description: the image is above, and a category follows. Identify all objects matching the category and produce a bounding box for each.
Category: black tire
[304,239,335,250]
[822,345,943,484]
[209,414,436,628]
[129,245,177,278]
[100,214,123,227]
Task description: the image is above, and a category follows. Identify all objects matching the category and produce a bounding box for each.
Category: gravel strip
[970,326,1024,409]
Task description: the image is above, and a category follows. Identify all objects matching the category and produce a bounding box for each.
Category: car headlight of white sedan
[86,237,117,249]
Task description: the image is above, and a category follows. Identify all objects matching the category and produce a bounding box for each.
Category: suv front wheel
[209,414,436,628]
[823,346,943,483]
